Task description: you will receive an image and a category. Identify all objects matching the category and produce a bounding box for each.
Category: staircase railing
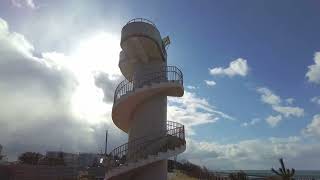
[114,66,183,103]
[107,121,185,170]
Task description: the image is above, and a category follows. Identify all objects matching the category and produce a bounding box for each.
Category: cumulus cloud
[272,106,304,118]
[311,96,320,105]
[181,136,320,170]
[266,115,282,127]
[285,98,295,105]
[168,91,234,135]
[94,73,122,103]
[209,58,249,77]
[256,87,304,127]
[303,114,320,138]
[0,17,240,164]
[0,18,126,160]
[0,19,34,58]
[241,118,260,127]
[0,17,236,163]
[186,85,198,90]
[11,0,36,9]
[257,87,281,106]
[306,52,320,84]
[204,80,216,87]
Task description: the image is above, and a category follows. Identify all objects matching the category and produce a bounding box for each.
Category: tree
[18,152,43,165]
[0,153,4,161]
[0,144,3,160]
[271,158,295,180]
[40,156,66,166]
[40,152,66,166]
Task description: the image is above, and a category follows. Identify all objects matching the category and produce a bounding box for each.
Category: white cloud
[241,118,260,127]
[272,106,304,118]
[311,96,320,105]
[303,114,320,138]
[11,0,36,9]
[182,136,320,170]
[256,87,304,127]
[94,73,122,103]
[266,115,282,127]
[0,17,238,162]
[204,80,216,86]
[306,52,320,84]
[168,91,234,135]
[186,85,197,90]
[285,98,295,105]
[0,18,125,160]
[0,18,34,58]
[257,87,281,105]
[209,58,249,77]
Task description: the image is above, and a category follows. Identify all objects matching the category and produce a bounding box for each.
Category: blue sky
[0,0,320,170]
[122,0,320,142]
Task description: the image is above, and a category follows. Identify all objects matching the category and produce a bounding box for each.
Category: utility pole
[105,130,108,156]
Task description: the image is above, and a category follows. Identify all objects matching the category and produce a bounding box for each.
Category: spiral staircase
[105,18,185,180]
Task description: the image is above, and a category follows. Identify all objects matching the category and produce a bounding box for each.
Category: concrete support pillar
[129,95,167,138]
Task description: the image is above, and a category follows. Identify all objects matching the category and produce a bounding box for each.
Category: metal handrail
[113,66,183,103]
[126,18,156,27]
[107,121,185,170]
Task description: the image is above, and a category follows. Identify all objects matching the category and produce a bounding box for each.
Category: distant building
[44,151,105,168]
[78,153,100,167]
[0,144,6,165]
[46,151,79,167]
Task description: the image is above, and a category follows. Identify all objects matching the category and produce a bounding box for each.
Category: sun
[63,32,121,124]
[71,32,121,76]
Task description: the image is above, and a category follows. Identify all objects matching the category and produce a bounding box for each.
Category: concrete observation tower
[106,18,186,180]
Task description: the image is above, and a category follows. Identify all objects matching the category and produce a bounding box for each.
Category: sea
[217,170,320,179]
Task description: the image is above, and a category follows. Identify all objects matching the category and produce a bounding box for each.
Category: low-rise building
[78,153,99,167]
[46,151,79,167]
[79,153,106,168]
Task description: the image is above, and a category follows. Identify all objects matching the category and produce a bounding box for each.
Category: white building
[105,18,186,180]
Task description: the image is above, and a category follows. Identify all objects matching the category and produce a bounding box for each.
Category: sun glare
[65,32,121,124]
[71,32,121,76]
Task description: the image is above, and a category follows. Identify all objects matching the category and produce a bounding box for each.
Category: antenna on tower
[162,36,171,49]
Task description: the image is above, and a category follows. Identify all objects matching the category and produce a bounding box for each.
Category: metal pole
[105,130,108,156]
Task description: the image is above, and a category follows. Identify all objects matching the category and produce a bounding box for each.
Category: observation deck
[119,18,167,80]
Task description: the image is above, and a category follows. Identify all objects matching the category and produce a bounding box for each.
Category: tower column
[129,95,167,142]
[107,18,185,180]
